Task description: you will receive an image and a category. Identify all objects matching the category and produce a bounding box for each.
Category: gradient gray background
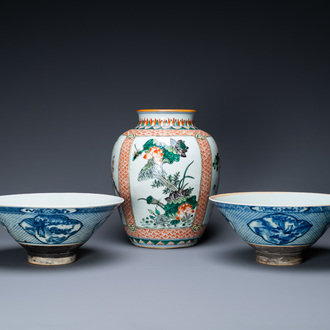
[1,1,330,329]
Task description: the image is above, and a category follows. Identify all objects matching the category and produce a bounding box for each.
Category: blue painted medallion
[248,214,312,245]
[20,215,83,244]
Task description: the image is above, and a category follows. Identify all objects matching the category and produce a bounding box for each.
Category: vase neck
[136,109,197,130]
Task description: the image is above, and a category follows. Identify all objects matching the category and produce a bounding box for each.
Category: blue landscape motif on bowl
[248,214,312,245]
[0,194,123,246]
[20,215,83,244]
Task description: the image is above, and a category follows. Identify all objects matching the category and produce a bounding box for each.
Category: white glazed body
[111,110,220,248]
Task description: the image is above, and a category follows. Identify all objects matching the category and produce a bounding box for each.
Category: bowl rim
[0,192,124,209]
[209,191,330,207]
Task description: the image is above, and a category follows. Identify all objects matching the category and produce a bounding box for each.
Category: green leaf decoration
[141,139,180,164]
[146,196,154,204]
[166,146,178,154]
[148,209,155,215]
[162,150,180,164]
[155,208,160,215]
[186,195,198,208]
[177,161,194,189]
[165,173,181,188]
[163,187,170,195]
[172,196,188,205]
[170,219,180,225]
[185,187,194,195]
[151,179,164,188]
[142,139,157,152]
[164,203,180,217]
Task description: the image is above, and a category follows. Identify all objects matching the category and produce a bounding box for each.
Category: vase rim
[137,109,196,113]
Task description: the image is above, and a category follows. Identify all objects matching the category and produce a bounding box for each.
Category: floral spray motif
[133,138,198,228]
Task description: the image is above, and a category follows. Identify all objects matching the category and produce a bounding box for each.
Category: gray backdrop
[1,1,330,329]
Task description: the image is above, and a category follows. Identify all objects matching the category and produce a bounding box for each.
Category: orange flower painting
[176,203,194,220]
[143,146,164,164]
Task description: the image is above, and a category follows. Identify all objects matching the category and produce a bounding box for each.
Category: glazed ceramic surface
[111,109,220,248]
[0,193,123,265]
[210,192,330,265]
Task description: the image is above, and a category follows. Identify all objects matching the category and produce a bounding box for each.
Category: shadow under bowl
[0,192,123,265]
[210,192,330,266]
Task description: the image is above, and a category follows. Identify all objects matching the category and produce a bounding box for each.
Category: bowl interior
[210,192,330,207]
[0,193,124,208]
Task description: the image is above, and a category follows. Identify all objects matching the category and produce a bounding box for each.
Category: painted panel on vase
[202,136,220,225]
[111,134,127,225]
[111,135,126,196]
[129,136,202,229]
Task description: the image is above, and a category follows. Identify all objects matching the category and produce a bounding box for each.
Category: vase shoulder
[120,128,212,138]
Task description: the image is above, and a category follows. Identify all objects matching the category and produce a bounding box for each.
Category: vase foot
[128,236,200,249]
[248,243,311,266]
[20,243,84,266]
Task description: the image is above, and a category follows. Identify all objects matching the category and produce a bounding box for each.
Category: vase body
[111,109,220,248]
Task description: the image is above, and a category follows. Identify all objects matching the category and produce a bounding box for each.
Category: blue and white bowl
[210,192,330,266]
[0,193,124,265]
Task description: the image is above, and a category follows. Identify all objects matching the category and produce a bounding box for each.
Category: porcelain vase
[111,109,220,248]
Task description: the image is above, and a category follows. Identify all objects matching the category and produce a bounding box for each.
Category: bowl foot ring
[20,243,84,266]
[248,243,312,266]
[28,254,76,265]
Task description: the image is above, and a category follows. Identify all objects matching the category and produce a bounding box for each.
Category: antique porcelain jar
[111,109,220,248]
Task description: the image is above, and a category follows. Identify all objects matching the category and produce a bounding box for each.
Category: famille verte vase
[111,109,220,248]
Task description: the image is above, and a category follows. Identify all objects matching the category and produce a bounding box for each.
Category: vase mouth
[137,109,196,113]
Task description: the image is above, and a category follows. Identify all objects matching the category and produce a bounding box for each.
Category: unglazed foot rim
[28,254,77,266]
[255,252,303,266]
[248,243,312,266]
[20,243,84,266]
